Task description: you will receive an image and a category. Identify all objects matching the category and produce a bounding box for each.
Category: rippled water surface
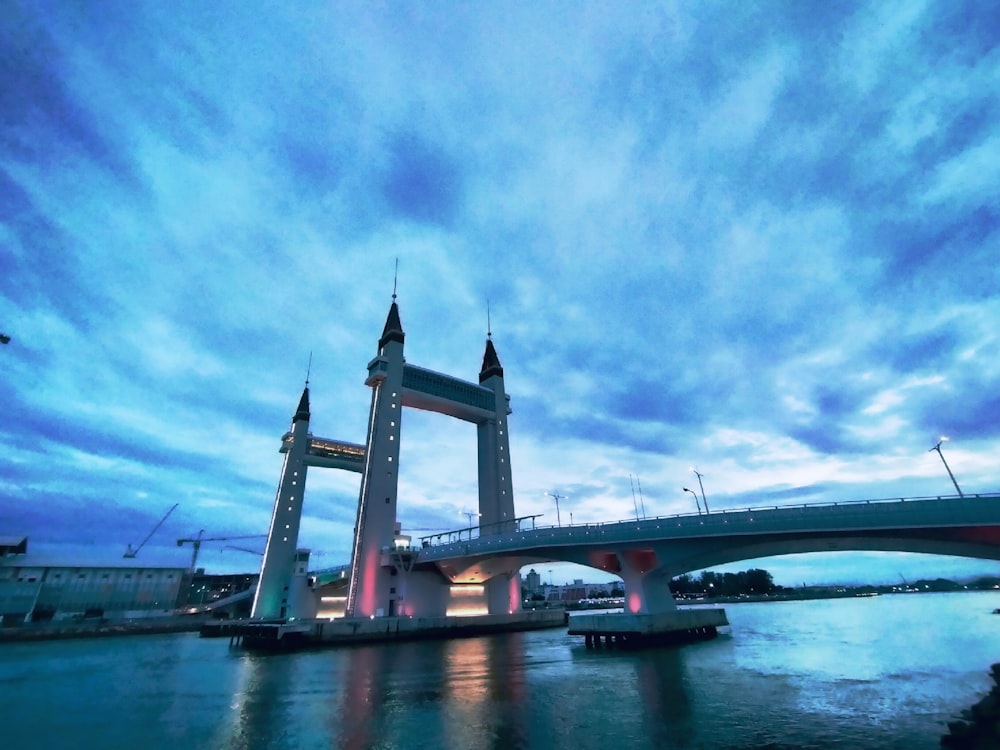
[3,592,999,749]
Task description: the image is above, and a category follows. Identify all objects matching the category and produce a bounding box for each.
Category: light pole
[692,468,709,512]
[546,492,565,526]
[461,510,481,540]
[683,487,702,514]
[929,437,964,497]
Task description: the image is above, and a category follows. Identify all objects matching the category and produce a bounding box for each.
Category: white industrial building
[0,536,190,626]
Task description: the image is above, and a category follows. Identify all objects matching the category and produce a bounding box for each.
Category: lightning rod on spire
[487,298,492,339]
[305,351,312,386]
[392,258,399,301]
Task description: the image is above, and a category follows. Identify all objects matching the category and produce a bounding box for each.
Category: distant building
[525,568,541,596]
[0,537,189,625]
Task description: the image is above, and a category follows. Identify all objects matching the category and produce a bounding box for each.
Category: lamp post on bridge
[546,491,566,526]
[929,437,964,497]
[461,510,481,540]
[683,487,702,514]
[691,468,710,512]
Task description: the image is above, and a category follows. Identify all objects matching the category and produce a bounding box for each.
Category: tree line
[670,568,781,597]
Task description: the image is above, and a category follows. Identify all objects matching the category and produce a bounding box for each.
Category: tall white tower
[251,387,311,620]
[477,336,520,614]
[476,335,515,536]
[345,301,406,617]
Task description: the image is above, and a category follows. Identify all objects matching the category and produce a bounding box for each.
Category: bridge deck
[415,494,1000,563]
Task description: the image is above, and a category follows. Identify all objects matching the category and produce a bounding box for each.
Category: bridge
[387,492,1000,614]
[250,296,1000,625]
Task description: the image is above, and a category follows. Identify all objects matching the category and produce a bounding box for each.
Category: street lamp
[546,492,565,526]
[691,468,709,512]
[929,437,964,497]
[683,487,702,514]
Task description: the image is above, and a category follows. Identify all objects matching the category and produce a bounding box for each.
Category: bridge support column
[486,570,521,615]
[619,553,677,615]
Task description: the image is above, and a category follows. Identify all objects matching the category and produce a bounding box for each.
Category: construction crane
[124,503,178,558]
[222,545,264,556]
[177,531,267,570]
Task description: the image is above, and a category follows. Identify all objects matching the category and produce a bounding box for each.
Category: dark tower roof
[379,301,405,348]
[479,338,504,383]
[293,386,311,423]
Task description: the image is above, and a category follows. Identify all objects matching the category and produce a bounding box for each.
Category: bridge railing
[416,514,546,546]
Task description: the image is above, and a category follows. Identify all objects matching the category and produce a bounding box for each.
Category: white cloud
[3,1,999,587]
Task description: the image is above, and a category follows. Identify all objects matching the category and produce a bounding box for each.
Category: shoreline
[0,615,207,643]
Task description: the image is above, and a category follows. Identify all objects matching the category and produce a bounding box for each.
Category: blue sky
[2,1,999,587]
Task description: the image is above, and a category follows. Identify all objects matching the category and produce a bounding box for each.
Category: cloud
[2,1,998,585]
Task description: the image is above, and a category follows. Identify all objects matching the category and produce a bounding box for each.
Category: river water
[2,592,998,749]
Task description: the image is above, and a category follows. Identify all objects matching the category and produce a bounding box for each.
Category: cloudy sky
[2,1,999,586]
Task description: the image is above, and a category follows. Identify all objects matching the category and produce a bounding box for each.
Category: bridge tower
[344,297,522,618]
[345,300,407,617]
[251,387,316,620]
[477,335,520,614]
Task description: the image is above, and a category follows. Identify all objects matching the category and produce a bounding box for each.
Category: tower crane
[222,545,264,556]
[177,531,267,571]
[124,503,178,558]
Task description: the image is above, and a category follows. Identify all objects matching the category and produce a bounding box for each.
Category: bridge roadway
[405,494,1000,586]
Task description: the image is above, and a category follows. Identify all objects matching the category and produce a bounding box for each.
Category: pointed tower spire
[293,385,310,423]
[379,301,405,348]
[479,338,503,382]
[480,300,503,382]
[379,260,405,349]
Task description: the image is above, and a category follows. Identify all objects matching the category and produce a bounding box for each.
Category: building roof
[0,541,191,571]
[0,536,28,555]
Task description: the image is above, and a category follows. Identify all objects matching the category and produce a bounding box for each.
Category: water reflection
[635,648,692,728]
[337,644,390,750]
[220,653,297,750]
[440,634,529,749]
[131,595,1000,750]
[485,632,529,750]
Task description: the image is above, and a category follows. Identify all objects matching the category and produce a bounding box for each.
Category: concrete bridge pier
[567,553,728,647]
[618,552,678,614]
[486,570,521,615]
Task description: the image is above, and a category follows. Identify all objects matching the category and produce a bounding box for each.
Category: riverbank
[0,614,208,642]
[941,662,1000,748]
